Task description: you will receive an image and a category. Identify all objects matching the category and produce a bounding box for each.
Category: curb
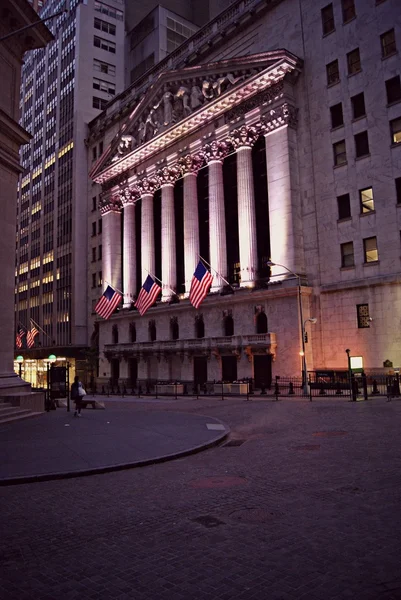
[0,427,229,487]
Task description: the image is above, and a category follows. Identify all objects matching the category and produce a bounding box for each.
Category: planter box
[213,383,249,395]
[156,384,184,395]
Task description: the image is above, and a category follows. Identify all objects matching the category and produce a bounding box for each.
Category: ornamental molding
[99,192,122,215]
[156,165,181,186]
[229,124,260,149]
[260,102,298,134]
[136,176,159,196]
[179,153,205,175]
[90,50,302,184]
[203,140,231,163]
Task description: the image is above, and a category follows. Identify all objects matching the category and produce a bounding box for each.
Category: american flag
[16,328,25,349]
[189,261,213,309]
[134,275,161,316]
[26,324,39,348]
[94,285,122,320]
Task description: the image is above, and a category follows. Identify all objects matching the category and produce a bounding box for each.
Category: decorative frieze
[224,81,284,124]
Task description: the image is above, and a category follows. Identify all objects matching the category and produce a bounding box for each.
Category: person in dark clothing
[71,375,84,417]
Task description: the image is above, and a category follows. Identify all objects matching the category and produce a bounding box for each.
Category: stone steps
[0,403,44,425]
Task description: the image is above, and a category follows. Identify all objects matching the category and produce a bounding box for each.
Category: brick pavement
[1,396,401,600]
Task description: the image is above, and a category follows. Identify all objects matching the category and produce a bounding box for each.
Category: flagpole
[197,255,234,290]
[30,318,51,340]
[144,269,177,298]
[18,321,28,332]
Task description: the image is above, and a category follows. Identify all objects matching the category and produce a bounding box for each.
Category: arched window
[256,312,268,334]
[112,324,119,344]
[129,322,136,343]
[195,315,204,339]
[149,320,156,342]
[171,317,179,340]
[223,315,234,336]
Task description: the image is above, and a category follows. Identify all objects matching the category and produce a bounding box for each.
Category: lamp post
[16,355,24,378]
[303,318,317,394]
[267,261,314,395]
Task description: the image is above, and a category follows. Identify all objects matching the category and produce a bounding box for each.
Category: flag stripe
[94,285,122,320]
[134,276,161,316]
[189,261,213,309]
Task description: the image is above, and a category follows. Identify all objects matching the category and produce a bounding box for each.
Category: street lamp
[267,260,311,394]
[303,318,317,393]
[16,355,24,378]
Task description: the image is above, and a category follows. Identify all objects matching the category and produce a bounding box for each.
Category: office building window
[93,35,116,53]
[326,59,340,85]
[94,2,123,21]
[93,78,115,95]
[94,59,116,76]
[359,187,374,213]
[321,4,335,35]
[363,236,378,262]
[342,0,356,22]
[92,273,96,288]
[93,96,108,110]
[99,141,103,154]
[94,18,116,35]
[381,29,396,58]
[347,48,361,75]
[330,103,344,128]
[351,92,366,119]
[355,131,370,158]
[98,245,102,260]
[98,272,102,287]
[92,146,97,161]
[341,241,354,267]
[396,178,401,204]
[333,140,347,166]
[92,247,96,262]
[390,117,401,144]
[92,196,97,211]
[357,304,370,328]
[337,193,351,219]
[92,222,97,237]
[386,76,401,104]
[98,219,102,234]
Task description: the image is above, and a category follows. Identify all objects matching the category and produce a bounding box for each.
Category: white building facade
[88,0,401,389]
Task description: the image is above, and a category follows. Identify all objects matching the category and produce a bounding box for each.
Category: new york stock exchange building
[88,0,401,392]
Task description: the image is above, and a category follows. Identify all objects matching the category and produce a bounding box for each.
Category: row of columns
[100,105,302,307]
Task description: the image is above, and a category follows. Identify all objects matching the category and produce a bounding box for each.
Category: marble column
[179,154,204,294]
[263,103,303,278]
[157,166,180,300]
[120,187,139,307]
[230,125,259,287]
[137,177,158,285]
[203,141,230,291]
[99,193,122,293]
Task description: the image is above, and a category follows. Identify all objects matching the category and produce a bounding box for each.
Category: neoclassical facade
[89,0,401,388]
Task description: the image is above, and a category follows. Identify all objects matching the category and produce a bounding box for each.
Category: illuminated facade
[89,0,400,387]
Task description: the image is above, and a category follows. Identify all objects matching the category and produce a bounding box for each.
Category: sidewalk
[0,402,229,485]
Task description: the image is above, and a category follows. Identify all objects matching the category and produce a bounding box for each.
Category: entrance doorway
[253,355,272,389]
[222,355,237,382]
[111,358,120,385]
[129,358,137,386]
[194,356,207,385]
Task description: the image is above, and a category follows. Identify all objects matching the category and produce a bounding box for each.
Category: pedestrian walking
[71,375,86,417]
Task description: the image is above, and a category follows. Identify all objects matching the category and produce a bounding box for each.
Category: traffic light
[304,332,308,343]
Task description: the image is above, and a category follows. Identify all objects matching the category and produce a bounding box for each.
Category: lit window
[359,187,374,213]
[341,242,354,267]
[363,237,378,262]
[351,92,366,119]
[321,4,335,35]
[357,304,370,328]
[342,0,356,22]
[333,140,347,166]
[337,193,351,219]
[390,117,401,144]
[381,29,396,58]
[355,131,370,158]
[347,48,361,75]
[326,59,340,85]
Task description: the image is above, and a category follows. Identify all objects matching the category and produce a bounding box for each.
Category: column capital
[261,102,298,135]
[156,165,181,187]
[179,153,205,176]
[119,183,140,206]
[203,140,231,163]
[136,176,159,196]
[229,124,260,149]
[99,191,122,215]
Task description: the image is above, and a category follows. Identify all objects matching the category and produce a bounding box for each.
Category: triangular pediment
[90,49,302,183]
